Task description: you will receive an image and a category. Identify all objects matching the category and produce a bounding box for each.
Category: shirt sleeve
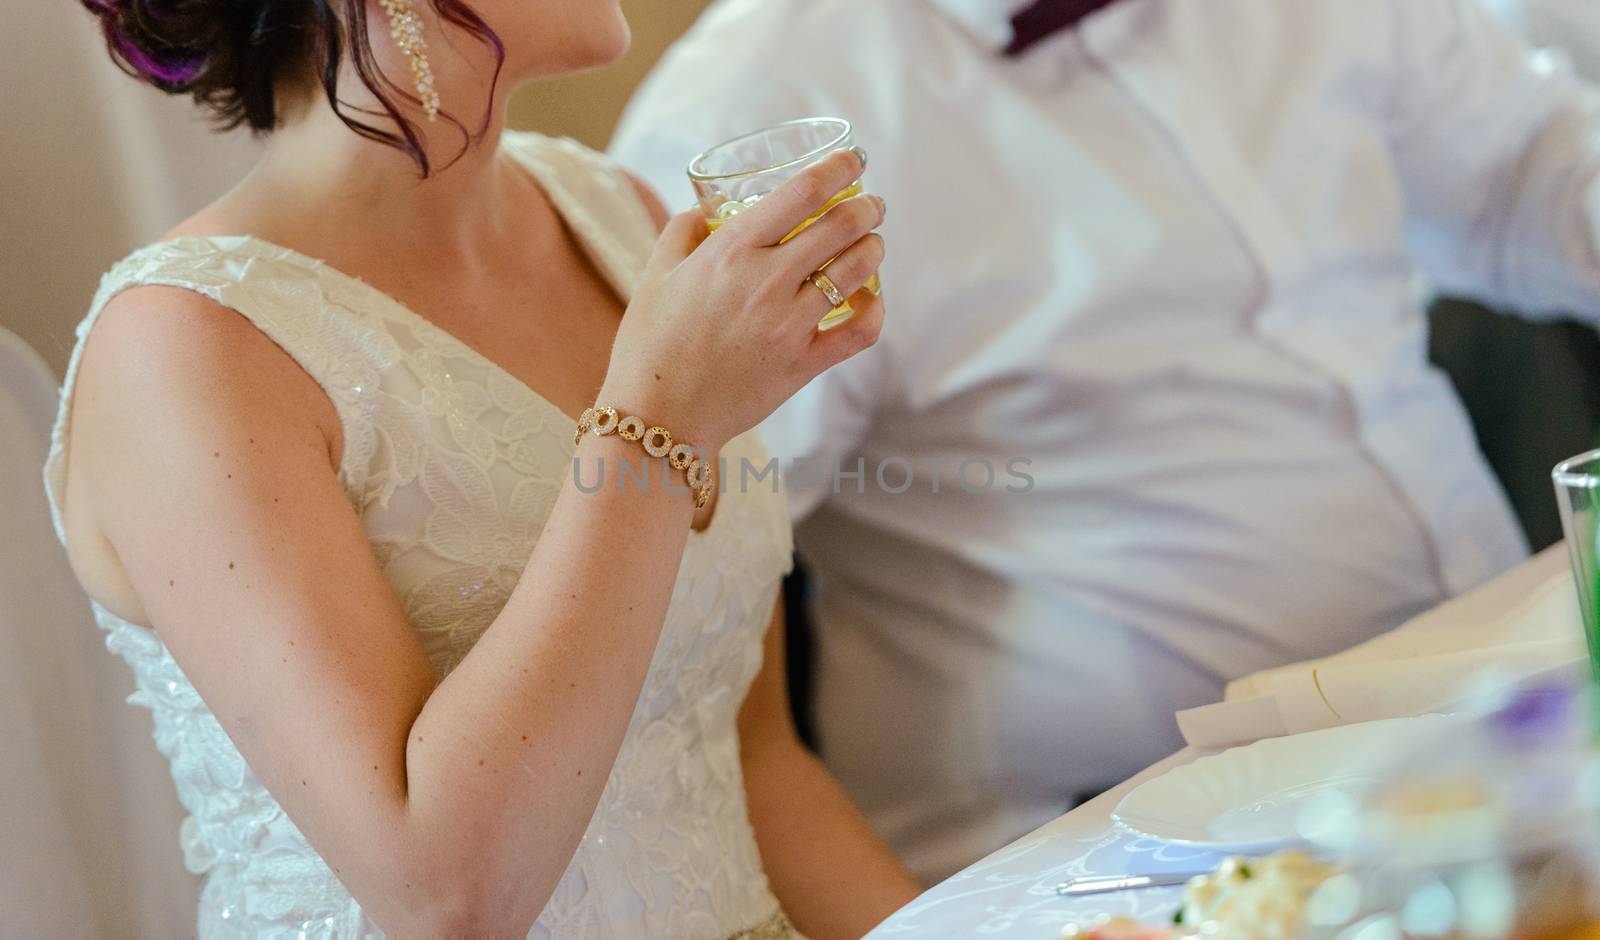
[754,347,886,522]
[1390,0,1600,321]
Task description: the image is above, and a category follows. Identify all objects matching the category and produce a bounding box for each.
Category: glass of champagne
[688,117,880,331]
[1554,449,1600,729]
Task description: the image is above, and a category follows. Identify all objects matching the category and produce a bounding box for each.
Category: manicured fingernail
[850,146,869,171]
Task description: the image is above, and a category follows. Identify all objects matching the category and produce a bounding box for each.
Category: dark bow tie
[1004,0,1121,57]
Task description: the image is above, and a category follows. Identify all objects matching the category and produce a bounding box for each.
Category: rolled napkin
[1177,545,1588,748]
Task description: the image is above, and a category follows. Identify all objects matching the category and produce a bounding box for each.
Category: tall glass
[1554,449,1600,723]
[688,117,880,331]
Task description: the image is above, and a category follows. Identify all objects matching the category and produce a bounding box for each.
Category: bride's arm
[76,300,705,930]
[68,151,886,934]
[738,600,922,939]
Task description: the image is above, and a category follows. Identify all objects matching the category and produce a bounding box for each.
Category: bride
[46,0,918,935]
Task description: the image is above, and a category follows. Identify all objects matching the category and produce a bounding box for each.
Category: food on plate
[1372,775,1489,819]
[1060,851,1341,940]
[1062,688,1600,940]
[1175,851,1341,939]
[1059,916,1173,940]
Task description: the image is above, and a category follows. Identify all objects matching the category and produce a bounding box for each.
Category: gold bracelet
[575,406,715,509]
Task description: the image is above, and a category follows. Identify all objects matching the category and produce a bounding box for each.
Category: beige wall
[508,0,714,149]
[1,7,265,377]
[2,0,709,377]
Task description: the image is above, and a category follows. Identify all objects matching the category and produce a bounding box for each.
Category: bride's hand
[600,148,886,452]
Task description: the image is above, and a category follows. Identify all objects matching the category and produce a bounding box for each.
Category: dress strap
[500,132,662,301]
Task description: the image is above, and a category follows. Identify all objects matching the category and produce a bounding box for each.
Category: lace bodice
[42,132,797,939]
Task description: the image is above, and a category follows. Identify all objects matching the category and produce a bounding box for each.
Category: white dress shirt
[612,0,1600,880]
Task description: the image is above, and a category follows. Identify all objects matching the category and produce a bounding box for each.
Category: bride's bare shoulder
[60,282,343,624]
[73,277,344,443]
[79,281,342,470]
[89,282,328,392]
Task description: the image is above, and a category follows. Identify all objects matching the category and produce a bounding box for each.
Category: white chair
[0,326,197,936]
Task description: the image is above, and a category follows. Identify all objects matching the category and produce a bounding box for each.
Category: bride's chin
[567,3,633,68]
[593,11,633,65]
[535,18,632,75]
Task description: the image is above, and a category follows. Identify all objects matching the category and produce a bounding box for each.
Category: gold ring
[809,271,848,308]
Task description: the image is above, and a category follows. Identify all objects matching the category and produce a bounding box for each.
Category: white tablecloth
[868,543,1586,938]
[868,751,1213,938]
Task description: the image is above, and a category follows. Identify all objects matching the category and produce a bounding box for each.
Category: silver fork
[1056,872,1205,897]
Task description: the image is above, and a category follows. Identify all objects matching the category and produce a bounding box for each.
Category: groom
[613,0,1600,880]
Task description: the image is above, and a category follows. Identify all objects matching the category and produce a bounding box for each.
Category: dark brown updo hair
[81,0,504,176]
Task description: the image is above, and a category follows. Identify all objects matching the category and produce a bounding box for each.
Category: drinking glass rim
[687,117,853,183]
[1553,448,1600,488]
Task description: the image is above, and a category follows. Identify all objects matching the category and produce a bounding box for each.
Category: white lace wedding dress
[43,132,800,939]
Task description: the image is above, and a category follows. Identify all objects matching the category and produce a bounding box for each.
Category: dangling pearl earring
[378,0,440,121]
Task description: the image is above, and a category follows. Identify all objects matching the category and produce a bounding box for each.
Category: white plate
[1111,714,1461,854]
